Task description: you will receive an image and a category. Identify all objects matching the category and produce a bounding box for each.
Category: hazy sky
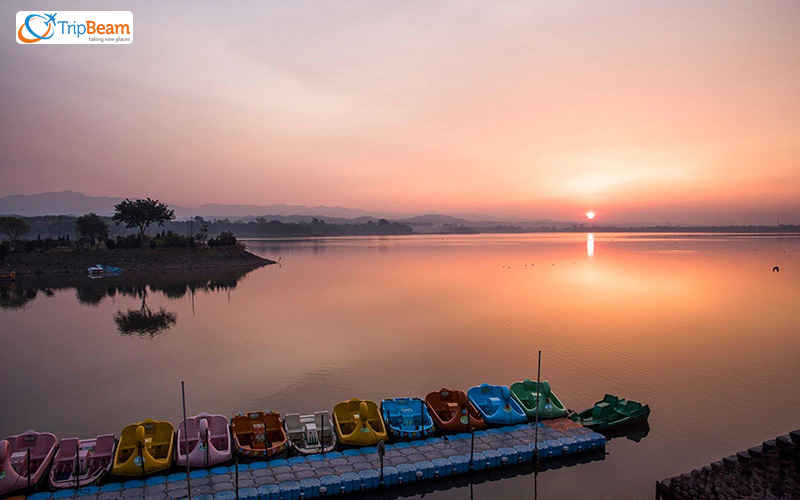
[2,1,799,223]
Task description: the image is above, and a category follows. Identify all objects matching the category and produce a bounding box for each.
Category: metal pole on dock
[234,454,239,500]
[181,381,192,500]
[534,350,542,465]
[26,448,31,489]
[138,442,145,477]
[377,440,385,486]
[469,425,475,470]
[75,452,80,491]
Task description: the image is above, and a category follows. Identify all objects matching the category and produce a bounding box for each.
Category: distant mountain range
[0,191,396,219]
[0,191,498,225]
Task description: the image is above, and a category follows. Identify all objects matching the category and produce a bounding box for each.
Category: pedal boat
[380,397,435,440]
[49,435,115,489]
[176,413,232,468]
[112,419,174,476]
[231,411,289,459]
[284,412,337,455]
[333,399,388,447]
[0,430,57,496]
[467,384,527,426]
[510,379,568,419]
[425,388,485,432]
[569,394,650,431]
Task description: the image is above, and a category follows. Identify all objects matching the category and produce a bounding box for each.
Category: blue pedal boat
[380,398,435,440]
[467,384,528,426]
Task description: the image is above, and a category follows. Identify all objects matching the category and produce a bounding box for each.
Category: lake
[2,233,799,499]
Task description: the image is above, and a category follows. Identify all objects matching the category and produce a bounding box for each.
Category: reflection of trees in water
[1,268,257,339]
[114,289,177,339]
[0,286,37,309]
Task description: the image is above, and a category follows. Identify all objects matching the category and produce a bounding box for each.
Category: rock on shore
[656,429,800,499]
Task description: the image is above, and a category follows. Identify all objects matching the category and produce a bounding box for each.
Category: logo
[16,11,133,44]
[17,13,57,43]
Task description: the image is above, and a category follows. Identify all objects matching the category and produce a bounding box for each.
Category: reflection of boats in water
[600,420,651,443]
[87,265,122,278]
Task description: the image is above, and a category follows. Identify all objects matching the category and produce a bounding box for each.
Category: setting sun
[586,212,596,220]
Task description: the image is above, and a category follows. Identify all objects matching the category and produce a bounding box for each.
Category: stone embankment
[656,429,800,500]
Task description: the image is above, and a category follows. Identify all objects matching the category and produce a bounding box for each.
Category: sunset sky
[2,1,799,224]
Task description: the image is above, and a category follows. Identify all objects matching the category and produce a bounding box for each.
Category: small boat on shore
[0,430,57,496]
[381,397,435,440]
[425,388,485,432]
[87,265,122,278]
[569,394,650,431]
[176,413,232,468]
[467,384,527,426]
[333,399,388,447]
[510,379,568,419]
[231,411,288,459]
[284,412,337,455]
[49,434,115,489]
[112,419,174,476]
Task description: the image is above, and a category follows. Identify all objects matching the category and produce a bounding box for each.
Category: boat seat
[315,412,333,439]
[285,414,302,439]
[32,438,50,458]
[55,438,78,461]
[182,418,198,437]
[591,402,616,419]
[486,397,502,411]
[53,438,78,474]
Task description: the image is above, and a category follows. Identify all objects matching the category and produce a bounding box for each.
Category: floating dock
[656,429,800,500]
[24,420,605,500]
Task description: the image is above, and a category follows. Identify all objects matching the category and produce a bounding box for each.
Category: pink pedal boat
[49,435,115,490]
[0,430,57,496]
[176,413,232,468]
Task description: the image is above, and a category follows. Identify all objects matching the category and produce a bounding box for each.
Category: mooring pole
[320,413,324,450]
[75,451,80,491]
[181,381,192,499]
[534,350,542,464]
[469,426,475,470]
[26,448,31,489]
[377,440,386,486]
[138,442,145,477]
[234,454,239,500]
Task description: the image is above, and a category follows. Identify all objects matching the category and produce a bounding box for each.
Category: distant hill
[0,191,408,220]
[178,203,405,220]
[398,214,473,225]
[0,191,127,216]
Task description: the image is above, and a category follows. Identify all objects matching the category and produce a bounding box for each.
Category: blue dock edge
[35,422,605,500]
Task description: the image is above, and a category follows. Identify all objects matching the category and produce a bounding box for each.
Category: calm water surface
[2,233,799,499]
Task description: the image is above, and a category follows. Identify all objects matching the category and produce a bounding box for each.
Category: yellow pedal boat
[333,398,388,447]
[112,419,174,476]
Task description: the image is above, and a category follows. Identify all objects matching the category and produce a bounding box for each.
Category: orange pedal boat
[425,388,486,432]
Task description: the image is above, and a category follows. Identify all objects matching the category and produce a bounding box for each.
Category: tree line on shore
[0,198,242,258]
[0,198,414,258]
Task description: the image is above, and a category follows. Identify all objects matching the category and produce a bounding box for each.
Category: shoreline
[0,246,274,276]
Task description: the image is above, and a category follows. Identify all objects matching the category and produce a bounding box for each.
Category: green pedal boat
[509,380,568,419]
[569,394,650,431]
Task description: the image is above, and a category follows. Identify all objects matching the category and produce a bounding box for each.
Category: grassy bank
[1,245,274,276]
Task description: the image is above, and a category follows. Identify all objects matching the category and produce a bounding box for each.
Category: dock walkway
[26,421,605,500]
